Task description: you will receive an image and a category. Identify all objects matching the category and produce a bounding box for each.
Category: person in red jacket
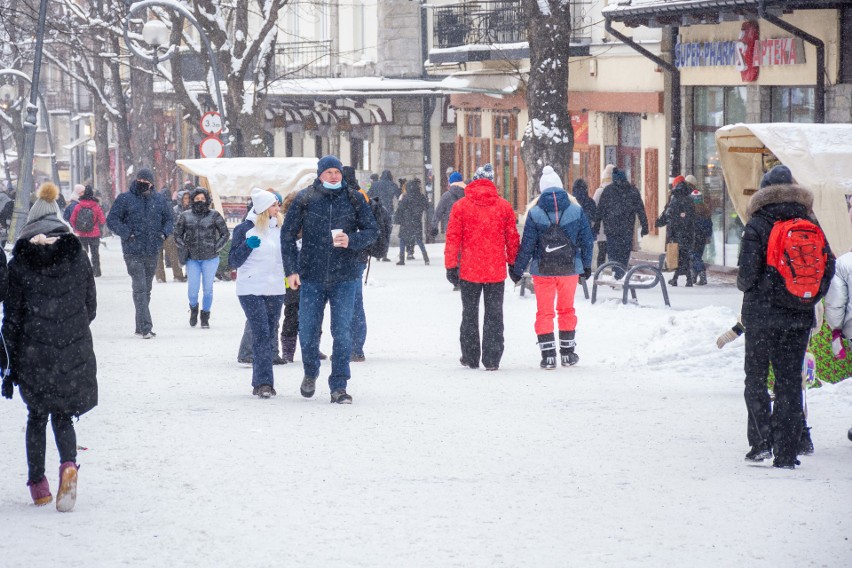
[444,163,520,370]
[70,184,107,277]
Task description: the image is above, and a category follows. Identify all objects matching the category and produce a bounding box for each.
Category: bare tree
[520,0,574,196]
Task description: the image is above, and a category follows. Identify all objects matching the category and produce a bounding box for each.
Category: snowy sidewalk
[1,239,850,567]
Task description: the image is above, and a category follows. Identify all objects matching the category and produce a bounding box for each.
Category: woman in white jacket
[228,188,285,398]
[825,250,852,360]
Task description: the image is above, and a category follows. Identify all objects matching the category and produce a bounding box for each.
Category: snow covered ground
[1,238,850,567]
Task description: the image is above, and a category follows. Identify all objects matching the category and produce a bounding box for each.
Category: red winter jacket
[70,199,107,238]
[444,178,520,283]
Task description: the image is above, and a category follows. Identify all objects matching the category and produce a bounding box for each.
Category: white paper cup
[331,229,343,246]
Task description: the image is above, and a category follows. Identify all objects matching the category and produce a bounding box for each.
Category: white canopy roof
[715,122,852,253]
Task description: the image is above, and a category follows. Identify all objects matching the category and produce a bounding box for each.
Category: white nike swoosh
[545,244,567,252]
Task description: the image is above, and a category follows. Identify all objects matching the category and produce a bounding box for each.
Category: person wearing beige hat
[592,164,614,267]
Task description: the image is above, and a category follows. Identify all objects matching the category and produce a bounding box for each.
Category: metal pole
[124,0,231,156]
[7,0,50,244]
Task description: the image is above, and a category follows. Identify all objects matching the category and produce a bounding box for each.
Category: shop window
[461,113,488,180]
[770,87,815,123]
[692,86,748,267]
[493,112,525,209]
[616,114,641,187]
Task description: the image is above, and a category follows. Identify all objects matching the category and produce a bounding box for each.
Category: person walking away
[593,167,649,277]
[277,192,302,364]
[592,165,614,268]
[63,184,83,223]
[70,184,106,277]
[445,163,520,371]
[156,188,186,283]
[686,175,712,285]
[174,187,229,329]
[394,178,429,265]
[430,171,466,238]
[1,182,97,512]
[228,188,286,398]
[281,155,378,404]
[513,166,594,369]
[106,167,174,338]
[655,175,696,286]
[737,165,835,469]
[368,170,400,261]
[572,178,596,227]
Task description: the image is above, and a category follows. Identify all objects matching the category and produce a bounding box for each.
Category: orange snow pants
[532,275,579,335]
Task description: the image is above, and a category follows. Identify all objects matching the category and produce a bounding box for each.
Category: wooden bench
[518,272,590,300]
[590,257,670,307]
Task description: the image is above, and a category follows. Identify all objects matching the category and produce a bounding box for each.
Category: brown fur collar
[745,183,813,220]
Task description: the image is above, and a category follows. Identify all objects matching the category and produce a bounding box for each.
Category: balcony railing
[272,40,332,79]
[433,1,527,49]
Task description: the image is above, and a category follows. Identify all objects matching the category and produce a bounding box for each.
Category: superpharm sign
[674,37,805,70]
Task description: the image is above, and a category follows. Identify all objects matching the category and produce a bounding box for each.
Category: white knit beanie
[539,166,563,191]
[250,187,277,215]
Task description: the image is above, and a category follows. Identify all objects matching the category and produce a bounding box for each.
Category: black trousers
[124,254,158,334]
[79,236,101,276]
[459,280,505,369]
[744,326,809,462]
[672,244,693,281]
[26,407,77,483]
[595,241,607,268]
[280,301,299,338]
[605,237,632,276]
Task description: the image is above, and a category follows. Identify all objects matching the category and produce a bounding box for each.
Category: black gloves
[508,264,522,284]
[446,267,460,287]
[582,267,592,280]
[1,375,12,400]
[429,227,439,237]
[640,228,649,237]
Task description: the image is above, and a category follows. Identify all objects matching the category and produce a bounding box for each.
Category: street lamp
[6,0,50,244]
[123,0,231,157]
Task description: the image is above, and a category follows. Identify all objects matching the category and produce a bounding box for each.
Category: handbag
[665,242,679,271]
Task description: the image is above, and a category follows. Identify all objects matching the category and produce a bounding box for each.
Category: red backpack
[765,218,829,308]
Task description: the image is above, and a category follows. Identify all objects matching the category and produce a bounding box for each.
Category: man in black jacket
[593,168,649,276]
[736,165,835,469]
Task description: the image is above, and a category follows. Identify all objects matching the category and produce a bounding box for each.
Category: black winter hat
[190,187,210,204]
[760,165,793,188]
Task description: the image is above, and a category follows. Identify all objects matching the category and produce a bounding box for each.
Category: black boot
[537,333,557,370]
[559,330,579,366]
[200,310,210,329]
[396,254,405,266]
[696,271,707,286]
[423,250,430,265]
[685,270,694,287]
[189,304,199,327]
[668,277,677,287]
[280,335,297,363]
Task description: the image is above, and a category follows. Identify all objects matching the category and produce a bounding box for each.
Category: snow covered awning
[437,73,522,96]
[715,122,852,252]
[263,77,452,98]
[601,0,835,27]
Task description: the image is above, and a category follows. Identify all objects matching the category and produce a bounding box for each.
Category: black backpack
[366,198,391,259]
[74,207,95,233]
[536,205,576,276]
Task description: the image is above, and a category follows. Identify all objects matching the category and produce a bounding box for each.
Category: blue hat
[317,155,343,177]
[760,165,793,188]
[448,171,463,184]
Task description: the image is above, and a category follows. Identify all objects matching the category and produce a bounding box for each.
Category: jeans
[351,263,367,356]
[238,295,285,388]
[692,244,707,274]
[744,326,809,463]
[79,236,101,276]
[186,257,219,312]
[299,279,357,392]
[26,408,76,483]
[459,279,505,369]
[124,254,159,334]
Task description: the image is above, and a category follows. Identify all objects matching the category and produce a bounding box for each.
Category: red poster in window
[571,112,588,144]
[735,21,760,83]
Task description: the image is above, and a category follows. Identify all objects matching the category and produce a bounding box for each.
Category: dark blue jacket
[107,181,174,256]
[281,179,378,284]
[513,187,594,277]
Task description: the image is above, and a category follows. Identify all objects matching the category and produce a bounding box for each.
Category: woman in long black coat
[1,181,97,511]
[393,179,429,265]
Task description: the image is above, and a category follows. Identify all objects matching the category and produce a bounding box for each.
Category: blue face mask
[322,181,343,190]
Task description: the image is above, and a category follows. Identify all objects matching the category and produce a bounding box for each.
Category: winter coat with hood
[431,181,466,233]
[592,164,615,242]
[281,178,379,284]
[655,181,695,247]
[394,180,429,241]
[229,203,286,297]
[3,224,97,417]
[514,186,594,277]
[737,183,836,330]
[573,179,596,225]
[367,170,400,214]
[69,196,107,239]
[593,170,649,244]
[174,190,229,261]
[106,168,174,256]
[823,251,852,338]
[444,178,520,283]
